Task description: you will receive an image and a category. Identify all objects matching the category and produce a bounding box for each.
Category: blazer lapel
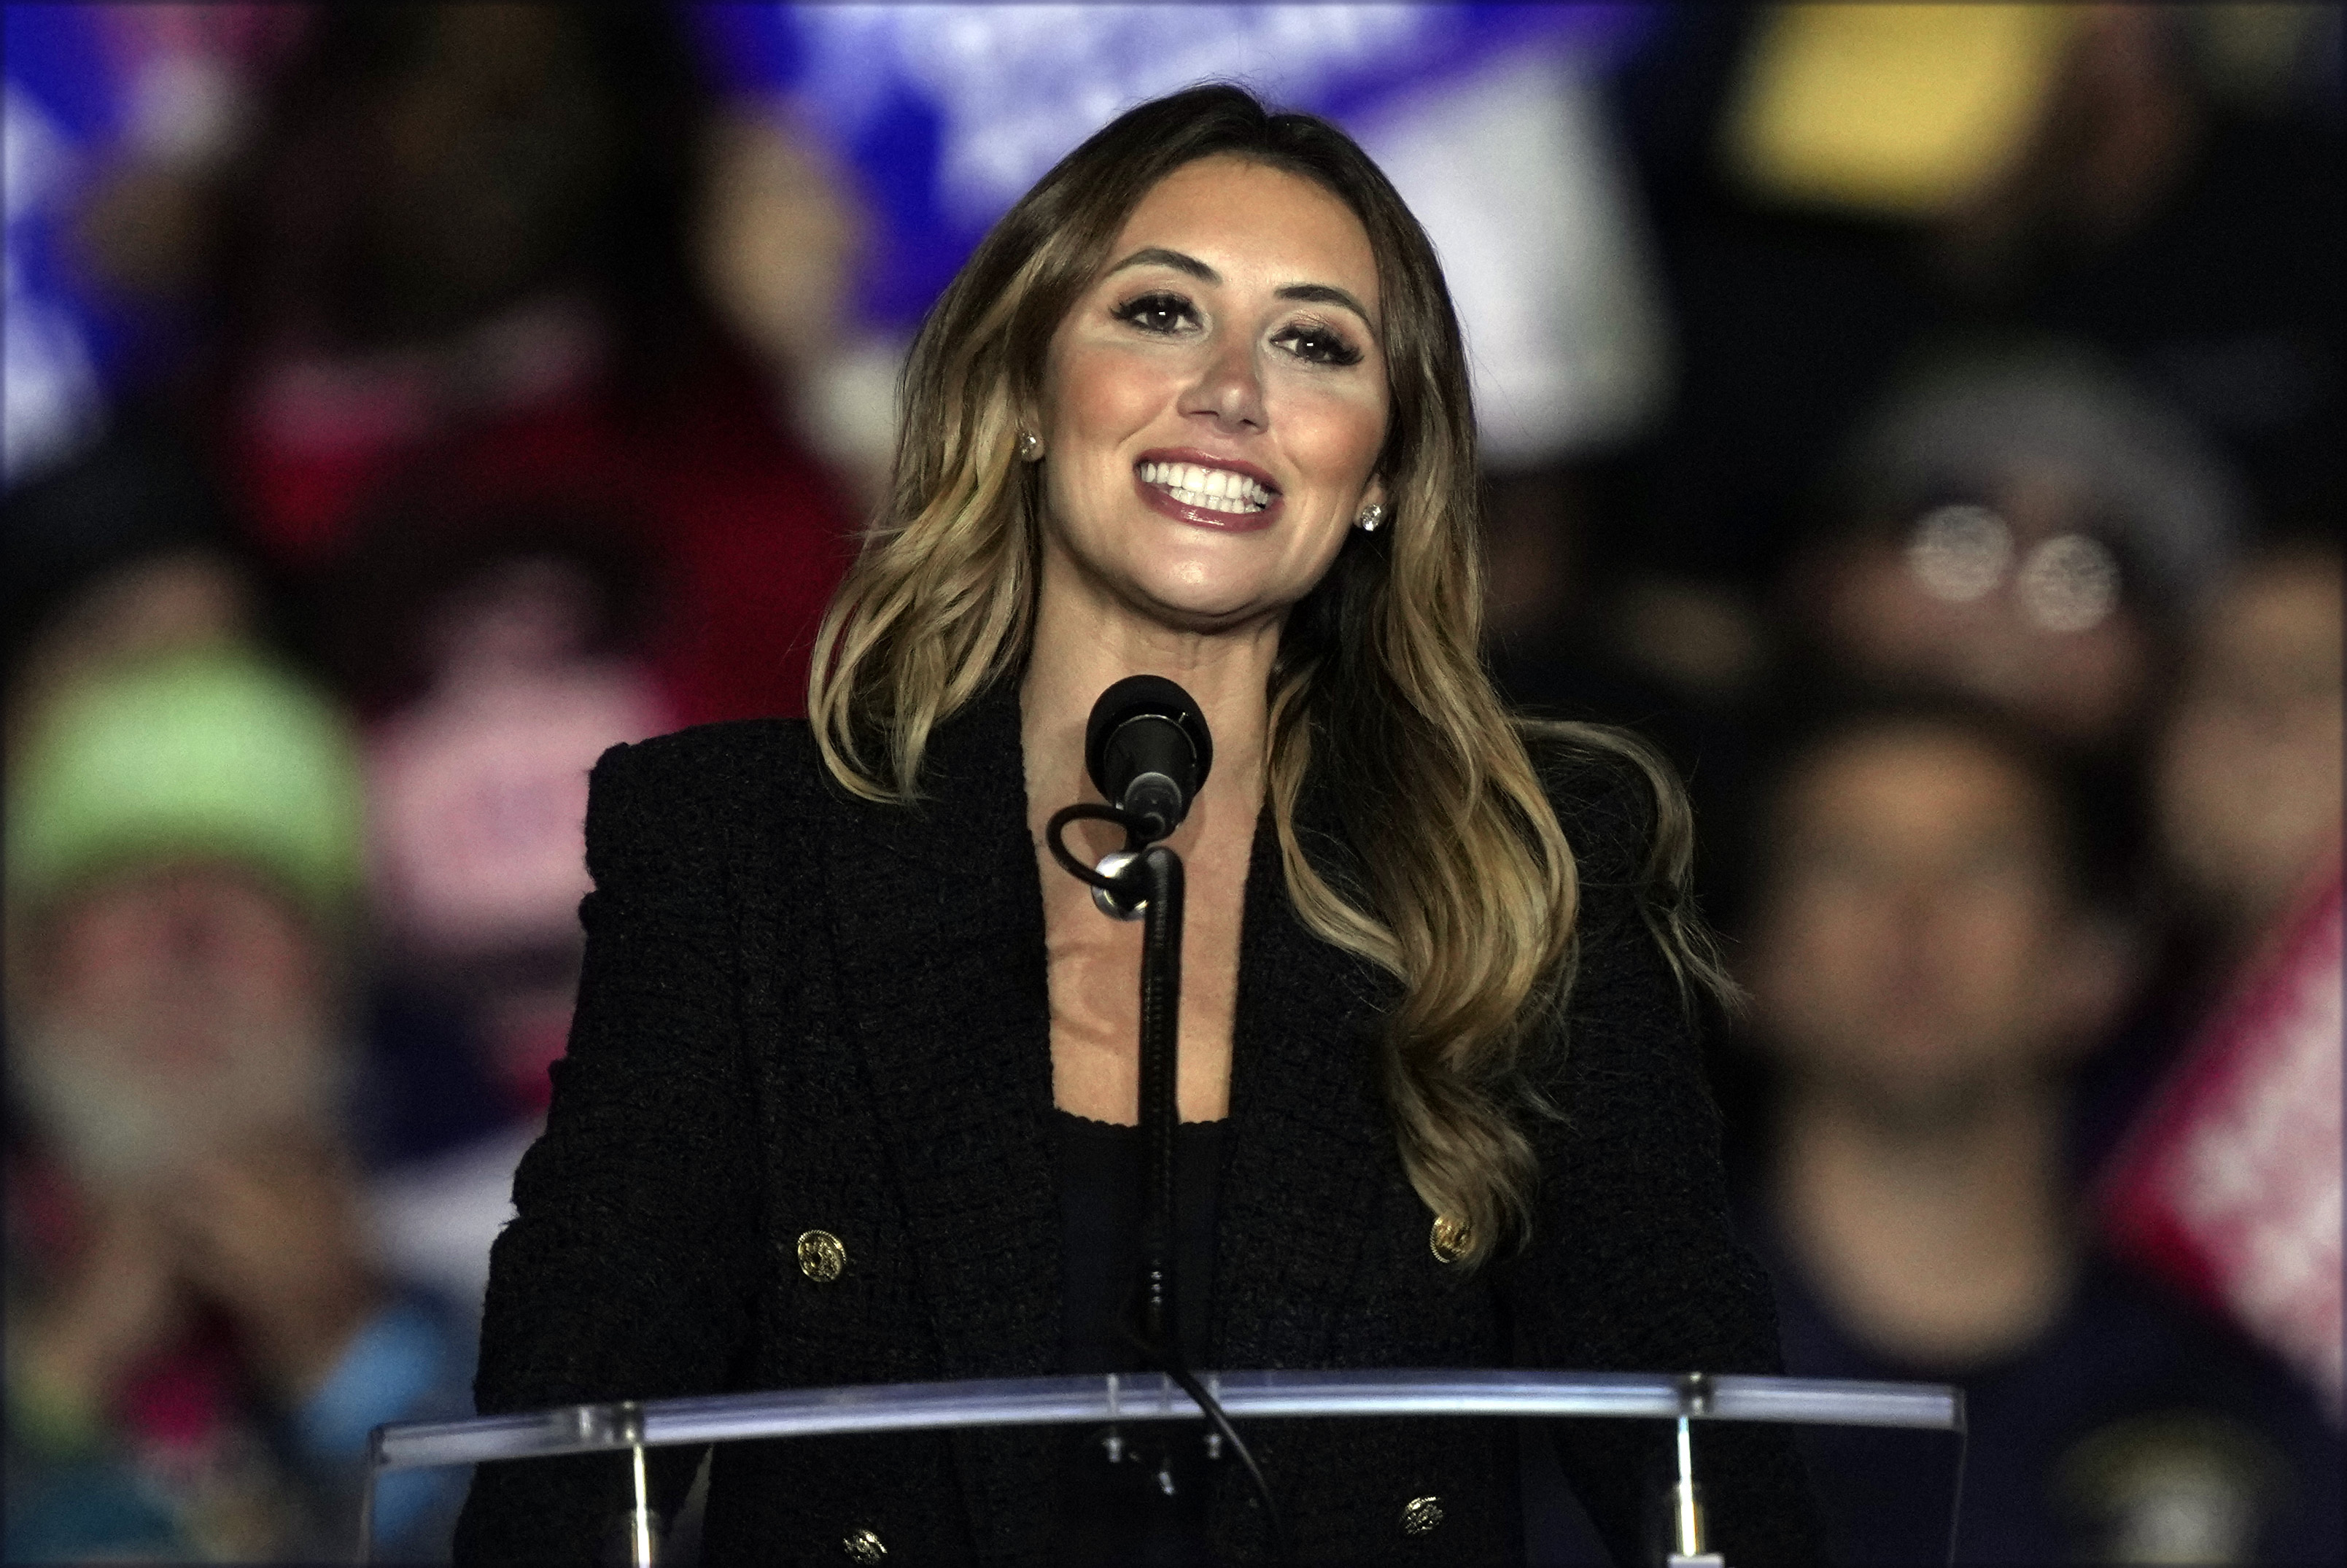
[820,688,1062,1558]
[1211,803,1400,1370]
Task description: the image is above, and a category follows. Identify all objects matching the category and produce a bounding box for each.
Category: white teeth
[1138,459,1273,512]
[1171,486,1249,513]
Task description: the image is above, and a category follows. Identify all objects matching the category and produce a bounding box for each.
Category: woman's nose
[1180,338,1267,432]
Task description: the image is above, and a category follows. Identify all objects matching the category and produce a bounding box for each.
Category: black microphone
[1085,675,1213,843]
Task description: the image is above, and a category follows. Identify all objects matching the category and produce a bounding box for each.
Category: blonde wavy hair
[810,85,1726,1264]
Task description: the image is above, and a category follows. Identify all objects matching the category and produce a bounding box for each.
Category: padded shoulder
[580,717,831,888]
[592,715,822,799]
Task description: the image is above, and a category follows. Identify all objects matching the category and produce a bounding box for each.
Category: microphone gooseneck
[1043,678,1289,1561]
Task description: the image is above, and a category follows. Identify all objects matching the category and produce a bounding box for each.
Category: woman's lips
[1132,451,1283,533]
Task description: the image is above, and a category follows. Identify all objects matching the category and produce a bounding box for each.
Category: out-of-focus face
[9,866,338,1187]
[1036,155,1389,634]
[1749,727,2080,1125]
[368,5,621,337]
[1819,466,2152,746]
[2157,551,2345,935]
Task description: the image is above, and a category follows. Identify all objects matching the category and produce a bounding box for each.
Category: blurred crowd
[3,6,2339,1564]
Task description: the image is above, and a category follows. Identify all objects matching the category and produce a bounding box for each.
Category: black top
[1055,1110,1225,1375]
[454,686,1823,1565]
[1053,1111,1226,1565]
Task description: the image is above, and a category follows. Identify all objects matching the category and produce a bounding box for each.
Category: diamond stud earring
[1354,502,1386,533]
[1017,430,1044,462]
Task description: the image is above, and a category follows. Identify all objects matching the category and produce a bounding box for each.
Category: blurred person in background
[2,421,522,1321]
[2152,536,2343,971]
[4,649,469,1563]
[1731,699,2340,1565]
[2094,535,2343,1427]
[692,88,876,499]
[1653,341,2233,942]
[1,414,274,750]
[310,491,678,1318]
[60,1,861,728]
[1785,344,2238,758]
[1617,3,2340,594]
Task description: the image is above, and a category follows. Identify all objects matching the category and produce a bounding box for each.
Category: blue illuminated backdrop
[685,5,1650,328]
[2,3,1655,484]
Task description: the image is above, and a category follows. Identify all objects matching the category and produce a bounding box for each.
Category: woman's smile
[1133,449,1284,532]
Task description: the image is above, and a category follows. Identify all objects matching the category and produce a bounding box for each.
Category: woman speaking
[456,86,1819,1565]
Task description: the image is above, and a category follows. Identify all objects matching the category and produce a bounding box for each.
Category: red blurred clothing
[220,326,859,727]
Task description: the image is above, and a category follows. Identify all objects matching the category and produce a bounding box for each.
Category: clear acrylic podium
[364,1368,1963,1565]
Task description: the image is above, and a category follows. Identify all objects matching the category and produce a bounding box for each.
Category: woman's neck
[1018,559,1276,844]
[1022,548,1272,1125]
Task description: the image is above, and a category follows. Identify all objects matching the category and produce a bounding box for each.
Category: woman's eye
[1112,292,1197,335]
[1274,323,1363,367]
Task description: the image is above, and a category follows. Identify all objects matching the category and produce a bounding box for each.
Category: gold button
[797,1230,846,1283]
[1401,1494,1443,1536]
[1429,1216,1470,1264]
[842,1527,885,1563]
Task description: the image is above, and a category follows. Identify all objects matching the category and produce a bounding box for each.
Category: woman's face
[1036,155,1389,632]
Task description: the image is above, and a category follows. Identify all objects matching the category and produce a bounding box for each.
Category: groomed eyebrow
[1108,247,1219,284]
[1105,247,1376,330]
[1274,281,1373,327]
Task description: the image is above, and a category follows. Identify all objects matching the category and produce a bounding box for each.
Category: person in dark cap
[1785,343,2240,756]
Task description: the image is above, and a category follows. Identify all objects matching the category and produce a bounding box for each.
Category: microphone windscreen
[1085,675,1213,826]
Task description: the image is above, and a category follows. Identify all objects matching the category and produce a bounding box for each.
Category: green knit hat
[6,647,365,923]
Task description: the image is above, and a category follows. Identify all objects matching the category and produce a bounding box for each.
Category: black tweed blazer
[454,688,1821,1565]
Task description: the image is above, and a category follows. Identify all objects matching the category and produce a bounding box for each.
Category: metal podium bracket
[1667,1372,1725,1567]
[621,1402,653,1568]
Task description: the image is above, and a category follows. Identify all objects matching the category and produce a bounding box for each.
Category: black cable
[1108,1290,1289,1567]
[1170,1365,1289,1564]
[1046,802,1147,893]
[1943,1423,1970,1567]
